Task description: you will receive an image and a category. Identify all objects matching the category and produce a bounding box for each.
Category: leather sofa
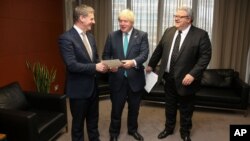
[0,82,67,141]
[142,69,250,115]
[97,72,110,97]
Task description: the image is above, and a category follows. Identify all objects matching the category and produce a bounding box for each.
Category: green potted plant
[26,61,56,93]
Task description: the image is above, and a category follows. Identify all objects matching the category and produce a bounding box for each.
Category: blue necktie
[123,33,128,77]
[123,33,129,56]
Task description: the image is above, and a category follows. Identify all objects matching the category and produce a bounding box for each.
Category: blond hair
[118,9,135,23]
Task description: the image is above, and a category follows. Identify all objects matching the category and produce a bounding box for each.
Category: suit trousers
[69,89,100,141]
[163,72,195,137]
[109,78,143,136]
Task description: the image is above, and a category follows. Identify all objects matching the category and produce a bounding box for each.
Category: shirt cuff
[133,59,137,67]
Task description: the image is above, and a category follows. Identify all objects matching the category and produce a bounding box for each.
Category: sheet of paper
[102,59,123,68]
[144,71,158,93]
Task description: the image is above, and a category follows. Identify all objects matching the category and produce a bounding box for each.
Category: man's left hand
[121,60,135,69]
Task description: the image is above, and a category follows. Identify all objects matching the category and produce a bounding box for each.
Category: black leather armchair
[195,69,249,115]
[0,82,67,141]
[142,69,250,115]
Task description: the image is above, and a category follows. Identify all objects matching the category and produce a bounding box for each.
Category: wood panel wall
[0,0,65,94]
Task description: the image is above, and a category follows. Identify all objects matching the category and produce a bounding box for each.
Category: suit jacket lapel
[85,33,94,61]
[71,28,83,47]
[126,29,138,57]
[160,28,176,74]
[166,28,176,57]
[175,26,194,61]
[117,31,125,59]
[71,28,92,62]
[72,28,87,55]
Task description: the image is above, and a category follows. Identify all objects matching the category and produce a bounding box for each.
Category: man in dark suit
[58,4,107,141]
[146,6,212,141]
[102,9,149,141]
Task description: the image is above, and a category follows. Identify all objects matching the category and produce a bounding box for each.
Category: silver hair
[177,6,194,22]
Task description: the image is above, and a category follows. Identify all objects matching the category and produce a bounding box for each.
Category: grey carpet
[55,98,250,141]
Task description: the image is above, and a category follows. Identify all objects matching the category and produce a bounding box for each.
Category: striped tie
[169,30,182,74]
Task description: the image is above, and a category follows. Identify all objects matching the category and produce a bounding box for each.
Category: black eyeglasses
[173,15,189,19]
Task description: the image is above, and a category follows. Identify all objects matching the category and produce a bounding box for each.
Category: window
[112,0,127,30]
[112,0,214,56]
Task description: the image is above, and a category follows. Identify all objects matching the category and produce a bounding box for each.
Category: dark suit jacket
[148,26,212,95]
[58,27,99,99]
[102,28,149,92]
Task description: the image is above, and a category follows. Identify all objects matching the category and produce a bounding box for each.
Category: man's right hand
[145,66,153,73]
[109,67,118,72]
[96,62,108,73]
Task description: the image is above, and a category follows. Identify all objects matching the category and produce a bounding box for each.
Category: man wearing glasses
[146,6,211,141]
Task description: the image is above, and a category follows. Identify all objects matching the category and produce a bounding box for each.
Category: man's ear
[188,17,193,23]
[79,15,85,22]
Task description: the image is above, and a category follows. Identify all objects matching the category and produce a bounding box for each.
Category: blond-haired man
[102,9,149,141]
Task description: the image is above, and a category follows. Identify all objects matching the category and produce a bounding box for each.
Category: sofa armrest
[23,91,67,113]
[233,76,250,108]
[0,108,39,140]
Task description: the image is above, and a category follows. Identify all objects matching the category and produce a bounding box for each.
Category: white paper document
[102,59,123,68]
[144,71,158,93]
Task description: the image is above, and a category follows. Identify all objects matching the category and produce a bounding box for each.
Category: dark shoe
[110,135,118,141]
[182,135,191,141]
[158,129,173,139]
[128,131,144,141]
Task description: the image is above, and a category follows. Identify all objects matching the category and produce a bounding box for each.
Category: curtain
[63,0,114,56]
[111,0,214,66]
[211,0,250,79]
[246,47,250,83]
[64,0,113,56]
[81,0,113,56]
[195,0,214,39]
[131,0,158,57]
[64,0,250,80]
[246,47,250,103]
[63,0,76,31]
[112,0,127,31]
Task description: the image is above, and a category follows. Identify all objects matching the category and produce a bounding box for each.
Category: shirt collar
[123,28,133,36]
[179,25,191,35]
[73,25,85,35]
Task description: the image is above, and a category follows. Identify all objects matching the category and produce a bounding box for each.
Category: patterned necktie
[169,30,182,73]
[123,33,129,56]
[81,33,93,61]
